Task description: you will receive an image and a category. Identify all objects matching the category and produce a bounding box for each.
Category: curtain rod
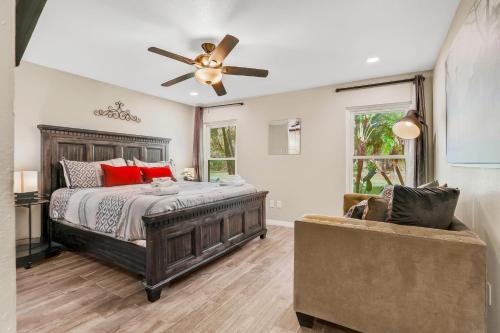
[335,76,423,93]
[202,102,244,110]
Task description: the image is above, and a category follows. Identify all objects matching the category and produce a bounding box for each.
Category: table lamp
[14,171,39,203]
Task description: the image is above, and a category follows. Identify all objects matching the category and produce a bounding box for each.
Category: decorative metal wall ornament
[94,101,141,123]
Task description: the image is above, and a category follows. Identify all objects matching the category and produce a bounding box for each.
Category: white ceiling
[25,0,459,106]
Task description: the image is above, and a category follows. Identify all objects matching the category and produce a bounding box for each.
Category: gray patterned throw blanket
[50,182,257,241]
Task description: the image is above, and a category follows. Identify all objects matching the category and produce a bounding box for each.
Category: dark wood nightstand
[15,197,61,268]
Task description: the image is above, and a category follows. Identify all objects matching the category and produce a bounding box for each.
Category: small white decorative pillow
[60,158,127,188]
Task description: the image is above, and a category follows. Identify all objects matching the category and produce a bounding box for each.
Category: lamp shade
[13,171,38,193]
[195,68,222,85]
[392,110,422,139]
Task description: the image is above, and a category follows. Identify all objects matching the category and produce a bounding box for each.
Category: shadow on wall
[474,192,500,332]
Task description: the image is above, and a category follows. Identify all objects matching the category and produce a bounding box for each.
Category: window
[347,103,413,194]
[204,121,237,182]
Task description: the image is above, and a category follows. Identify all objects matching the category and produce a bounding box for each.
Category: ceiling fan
[148,34,269,96]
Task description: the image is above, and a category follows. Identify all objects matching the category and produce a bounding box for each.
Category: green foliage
[210,126,236,158]
[208,125,236,182]
[353,111,406,194]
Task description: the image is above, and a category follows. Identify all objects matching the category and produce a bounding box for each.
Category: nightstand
[15,197,61,269]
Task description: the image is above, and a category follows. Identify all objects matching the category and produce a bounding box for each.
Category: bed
[39,125,268,302]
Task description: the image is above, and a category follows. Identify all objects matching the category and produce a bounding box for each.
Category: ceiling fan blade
[148,47,195,65]
[161,72,195,87]
[212,81,227,96]
[208,35,239,65]
[223,66,269,77]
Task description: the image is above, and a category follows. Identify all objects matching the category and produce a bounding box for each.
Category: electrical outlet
[269,200,275,208]
[487,282,492,307]
[276,200,282,209]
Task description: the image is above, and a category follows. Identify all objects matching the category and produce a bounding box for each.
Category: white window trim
[345,102,414,193]
[203,119,237,182]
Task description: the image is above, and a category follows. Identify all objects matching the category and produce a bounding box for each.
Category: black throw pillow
[389,185,459,230]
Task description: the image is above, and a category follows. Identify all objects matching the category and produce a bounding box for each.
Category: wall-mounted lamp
[392,110,426,139]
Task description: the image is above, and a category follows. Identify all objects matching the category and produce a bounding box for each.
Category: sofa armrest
[343,193,378,214]
[294,215,486,333]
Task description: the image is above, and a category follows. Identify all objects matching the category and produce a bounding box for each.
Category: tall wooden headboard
[38,124,171,195]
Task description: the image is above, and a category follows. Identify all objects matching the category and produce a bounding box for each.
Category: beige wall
[0,0,17,332]
[14,62,194,239]
[204,72,432,222]
[434,0,499,331]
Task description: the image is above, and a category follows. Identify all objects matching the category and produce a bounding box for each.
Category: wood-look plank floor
[17,226,355,333]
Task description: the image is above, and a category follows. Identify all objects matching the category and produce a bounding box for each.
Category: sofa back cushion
[389,185,460,230]
[362,197,389,221]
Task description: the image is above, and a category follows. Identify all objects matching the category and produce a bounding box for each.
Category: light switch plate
[276,200,282,209]
[269,200,275,208]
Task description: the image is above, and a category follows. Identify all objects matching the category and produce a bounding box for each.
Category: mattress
[50,181,257,241]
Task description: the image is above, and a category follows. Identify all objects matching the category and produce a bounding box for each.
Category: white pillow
[133,157,168,168]
[60,157,127,188]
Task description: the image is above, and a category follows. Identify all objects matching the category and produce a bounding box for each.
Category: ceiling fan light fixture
[195,67,222,85]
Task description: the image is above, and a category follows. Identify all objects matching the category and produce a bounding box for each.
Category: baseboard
[266,219,294,228]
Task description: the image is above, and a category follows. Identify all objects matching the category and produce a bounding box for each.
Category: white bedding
[50,182,257,241]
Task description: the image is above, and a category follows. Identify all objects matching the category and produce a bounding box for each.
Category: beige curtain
[192,107,204,181]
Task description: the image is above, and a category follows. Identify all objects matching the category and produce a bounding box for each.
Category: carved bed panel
[39,124,170,196]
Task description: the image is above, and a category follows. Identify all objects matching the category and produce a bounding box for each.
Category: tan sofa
[294,193,486,333]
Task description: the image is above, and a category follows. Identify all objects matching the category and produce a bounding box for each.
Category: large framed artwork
[446,0,500,164]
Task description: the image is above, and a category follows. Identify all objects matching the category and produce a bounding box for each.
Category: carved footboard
[142,191,268,301]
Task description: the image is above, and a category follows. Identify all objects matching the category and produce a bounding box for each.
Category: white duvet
[50,182,257,241]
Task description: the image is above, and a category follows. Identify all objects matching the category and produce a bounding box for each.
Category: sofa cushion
[362,197,388,221]
[389,185,460,229]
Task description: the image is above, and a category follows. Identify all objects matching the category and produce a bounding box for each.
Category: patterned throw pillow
[60,158,127,188]
[61,159,100,189]
[345,200,368,219]
[382,185,394,221]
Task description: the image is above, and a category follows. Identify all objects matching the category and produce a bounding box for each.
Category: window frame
[203,120,238,182]
[345,102,414,193]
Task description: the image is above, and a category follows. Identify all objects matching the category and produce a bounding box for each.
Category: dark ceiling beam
[16,0,47,66]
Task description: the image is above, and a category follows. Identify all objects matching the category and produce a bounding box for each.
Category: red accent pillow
[101,165,143,187]
[140,166,175,183]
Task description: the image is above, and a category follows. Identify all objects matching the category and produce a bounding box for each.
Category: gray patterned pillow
[61,159,100,189]
[382,185,394,221]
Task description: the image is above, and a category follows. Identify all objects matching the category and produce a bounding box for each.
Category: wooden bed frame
[39,125,268,302]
